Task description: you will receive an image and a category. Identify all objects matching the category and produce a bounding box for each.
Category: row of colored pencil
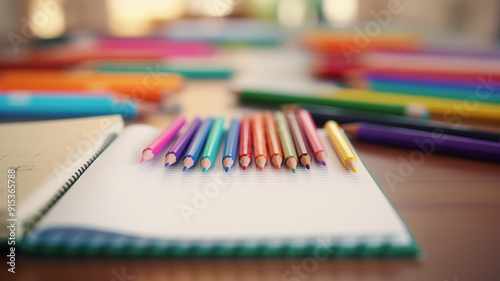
[140,109,358,173]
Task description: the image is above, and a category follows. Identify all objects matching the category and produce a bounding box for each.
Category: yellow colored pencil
[324,120,358,173]
[328,88,500,121]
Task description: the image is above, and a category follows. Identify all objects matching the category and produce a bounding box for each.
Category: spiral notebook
[0,115,124,241]
[18,123,419,257]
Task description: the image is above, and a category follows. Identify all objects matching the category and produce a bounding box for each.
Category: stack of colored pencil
[299,34,500,122]
[0,36,225,120]
[0,70,183,119]
[139,109,361,173]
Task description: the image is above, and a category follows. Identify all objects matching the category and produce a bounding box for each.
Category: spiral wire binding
[23,133,119,236]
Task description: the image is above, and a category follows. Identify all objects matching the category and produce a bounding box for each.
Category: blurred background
[1,0,500,125]
[1,0,499,45]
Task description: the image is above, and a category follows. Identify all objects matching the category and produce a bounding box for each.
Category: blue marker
[0,93,138,119]
[222,118,240,172]
[182,117,214,171]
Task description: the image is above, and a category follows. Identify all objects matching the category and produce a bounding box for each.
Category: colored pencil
[324,88,500,122]
[275,111,298,173]
[0,94,138,119]
[364,50,500,77]
[141,115,186,163]
[0,90,119,97]
[96,38,217,57]
[95,64,233,79]
[200,116,225,172]
[238,90,430,119]
[222,118,240,172]
[264,110,283,169]
[0,70,183,103]
[284,109,312,169]
[239,115,252,170]
[296,109,328,165]
[303,103,500,142]
[251,112,267,171]
[342,123,500,163]
[324,121,358,173]
[369,79,500,104]
[303,31,419,56]
[165,118,202,167]
[182,117,214,171]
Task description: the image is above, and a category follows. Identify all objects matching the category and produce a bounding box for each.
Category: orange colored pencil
[251,112,267,171]
[0,70,183,103]
[239,115,252,170]
[263,111,283,169]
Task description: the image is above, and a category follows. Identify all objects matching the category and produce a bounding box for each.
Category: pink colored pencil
[97,38,217,57]
[140,115,186,163]
[296,109,328,165]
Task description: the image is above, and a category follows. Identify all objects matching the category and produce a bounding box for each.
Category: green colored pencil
[200,116,225,172]
[274,111,298,173]
[95,65,233,79]
[239,90,429,118]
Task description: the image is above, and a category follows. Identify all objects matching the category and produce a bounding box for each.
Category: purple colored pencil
[165,117,202,166]
[343,123,500,163]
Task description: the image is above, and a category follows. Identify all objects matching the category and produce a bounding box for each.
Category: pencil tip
[305,164,310,170]
[140,158,145,163]
[225,167,229,172]
[292,168,295,173]
[183,166,187,171]
[259,167,263,171]
[322,161,327,166]
[277,165,281,170]
[203,167,207,173]
[164,162,170,167]
[353,168,357,173]
[242,166,247,170]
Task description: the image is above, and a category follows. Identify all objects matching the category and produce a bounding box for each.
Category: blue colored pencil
[222,118,240,172]
[0,93,138,119]
[182,117,214,171]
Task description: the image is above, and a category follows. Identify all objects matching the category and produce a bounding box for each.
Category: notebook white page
[34,124,412,247]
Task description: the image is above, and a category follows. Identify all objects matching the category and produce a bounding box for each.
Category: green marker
[200,116,225,172]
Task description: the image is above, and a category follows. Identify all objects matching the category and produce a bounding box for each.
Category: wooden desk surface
[10,81,500,281]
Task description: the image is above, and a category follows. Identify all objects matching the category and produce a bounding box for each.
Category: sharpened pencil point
[353,168,357,173]
[322,161,326,166]
[292,168,295,173]
[305,164,310,170]
[225,167,229,172]
[203,167,207,173]
[164,162,170,167]
[259,167,263,171]
[242,166,247,170]
[183,166,187,171]
[140,158,145,163]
